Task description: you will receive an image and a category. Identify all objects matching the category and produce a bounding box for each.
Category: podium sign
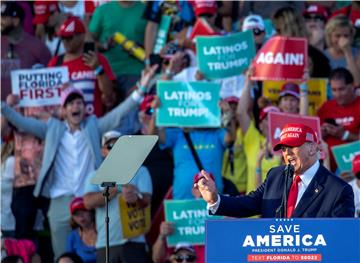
[206,218,360,263]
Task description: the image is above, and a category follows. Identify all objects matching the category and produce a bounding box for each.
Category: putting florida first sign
[206,219,360,263]
[251,36,307,81]
[11,67,69,107]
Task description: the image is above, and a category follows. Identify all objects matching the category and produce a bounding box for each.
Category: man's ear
[308,143,318,156]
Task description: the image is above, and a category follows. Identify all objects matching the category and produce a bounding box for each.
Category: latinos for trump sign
[196,31,256,79]
[252,36,307,81]
[11,67,69,107]
[164,199,223,246]
[331,141,360,173]
[268,112,321,154]
[156,81,221,127]
[263,79,327,116]
[206,218,360,263]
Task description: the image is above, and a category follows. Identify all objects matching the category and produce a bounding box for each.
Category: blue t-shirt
[84,166,153,248]
[66,229,96,263]
[160,128,226,199]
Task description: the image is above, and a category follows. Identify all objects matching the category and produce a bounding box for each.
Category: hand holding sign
[6,94,20,107]
[159,221,175,238]
[122,184,139,204]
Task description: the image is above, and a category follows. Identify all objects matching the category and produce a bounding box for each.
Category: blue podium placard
[206,218,360,263]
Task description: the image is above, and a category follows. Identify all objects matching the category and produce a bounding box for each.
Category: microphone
[276,163,295,218]
[284,163,295,179]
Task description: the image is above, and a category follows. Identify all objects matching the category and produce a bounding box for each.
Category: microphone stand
[276,164,294,218]
[101,182,116,263]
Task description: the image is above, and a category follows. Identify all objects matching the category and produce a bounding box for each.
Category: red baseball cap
[273,123,319,151]
[303,4,328,20]
[259,106,280,122]
[223,96,239,104]
[57,16,86,37]
[33,1,58,24]
[192,0,217,16]
[70,197,86,215]
[279,82,300,99]
[352,154,360,174]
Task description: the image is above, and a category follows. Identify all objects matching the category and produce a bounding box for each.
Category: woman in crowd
[324,15,360,86]
[66,198,96,263]
[272,6,331,79]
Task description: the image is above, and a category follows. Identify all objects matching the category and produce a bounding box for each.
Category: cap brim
[273,140,303,151]
[57,31,75,37]
[279,91,300,99]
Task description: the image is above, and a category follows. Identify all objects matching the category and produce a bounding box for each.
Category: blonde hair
[272,6,307,38]
[324,15,354,47]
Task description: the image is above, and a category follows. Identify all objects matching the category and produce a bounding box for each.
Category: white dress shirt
[50,123,95,198]
[208,161,320,214]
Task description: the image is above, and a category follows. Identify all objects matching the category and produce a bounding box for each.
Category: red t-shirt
[317,96,360,171]
[48,53,115,116]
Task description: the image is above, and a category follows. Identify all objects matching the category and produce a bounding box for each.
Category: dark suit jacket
[215,164,355,218]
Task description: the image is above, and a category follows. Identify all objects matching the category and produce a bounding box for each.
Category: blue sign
[156,81,221,127]
[206,218,360,263]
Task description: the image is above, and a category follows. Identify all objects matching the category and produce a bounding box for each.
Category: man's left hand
[83,50,100,69]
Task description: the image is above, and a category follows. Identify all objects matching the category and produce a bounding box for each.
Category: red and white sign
[190,18,217,41]
[252,36,307,81]
[11,67,69,107]
[268,112,321,154]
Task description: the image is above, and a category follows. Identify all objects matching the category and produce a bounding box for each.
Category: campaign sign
[11,67,69,107]
[164,199,223,246]
[119,196,151,239]
[206,218,360,263]
[331,141,360,173]
[156,81,221,127]
[268,112,321,153]
[219,75,246,100]
[263,79,327,116]
[196,31,256,79]
[153,15,171,54]
[252,36,308,81]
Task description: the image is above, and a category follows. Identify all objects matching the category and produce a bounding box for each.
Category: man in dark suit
[195,123,355,218]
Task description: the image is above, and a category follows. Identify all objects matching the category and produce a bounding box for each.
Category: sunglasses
[106,143,114,150]
[253,28,264,36]
[304,15,325,22]
[174,255,196,262]
[61,35,75,41]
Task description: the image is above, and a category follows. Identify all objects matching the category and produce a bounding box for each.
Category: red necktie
[287,175,301,218]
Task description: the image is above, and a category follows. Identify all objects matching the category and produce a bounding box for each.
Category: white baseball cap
[242,14,265,31]
[102,130,121,146]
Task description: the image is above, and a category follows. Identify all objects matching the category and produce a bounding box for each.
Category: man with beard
[1,1,51,100]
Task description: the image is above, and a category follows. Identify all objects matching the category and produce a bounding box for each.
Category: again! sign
[252,36,307,81]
